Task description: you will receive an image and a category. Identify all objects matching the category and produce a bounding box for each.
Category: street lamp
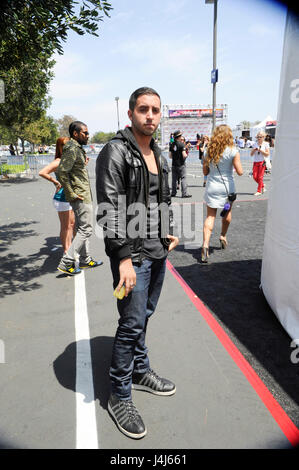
[205,0,218,132]
[115,96,120,131]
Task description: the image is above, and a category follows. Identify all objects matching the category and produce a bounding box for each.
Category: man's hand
[167,234,179,252]
[74,195,84,201]
[117,258,136,297]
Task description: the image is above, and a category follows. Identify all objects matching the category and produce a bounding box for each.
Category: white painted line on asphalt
[74,271,98,449]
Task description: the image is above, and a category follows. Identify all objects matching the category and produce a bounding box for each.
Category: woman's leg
[252,162,259,186]
[203,206,217,248]
[257,163,266,193]
[220,205,232,241]
[58,210,74,253]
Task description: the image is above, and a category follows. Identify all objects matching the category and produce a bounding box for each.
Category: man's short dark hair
[69,121,87,137]
[129,87,161,111]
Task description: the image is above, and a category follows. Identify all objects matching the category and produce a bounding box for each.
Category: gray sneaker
[57,263,81,275]
[132,368,176,396]
[108,394,147,439]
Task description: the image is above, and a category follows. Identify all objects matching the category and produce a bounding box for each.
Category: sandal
[201,247,209,263]
[219,236,227,249]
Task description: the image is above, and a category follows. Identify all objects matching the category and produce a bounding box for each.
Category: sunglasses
[81,131,89,135]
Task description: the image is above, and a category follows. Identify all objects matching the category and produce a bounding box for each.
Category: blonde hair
[206,125,234,166]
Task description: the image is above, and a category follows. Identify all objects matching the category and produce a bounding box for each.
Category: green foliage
[91,131,116,143]
[0,54,54,129]
[0,163,28,175]
[56,114,78,137]
[0,124,15,145]
[0,1,112,150]
[0,1,113,70]
[22,114,59,146]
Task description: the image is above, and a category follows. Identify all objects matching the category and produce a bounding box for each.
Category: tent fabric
[250,115,274,140]
[261,9,299,344]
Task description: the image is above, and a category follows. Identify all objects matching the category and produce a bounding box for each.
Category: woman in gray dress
[201,125,243,263]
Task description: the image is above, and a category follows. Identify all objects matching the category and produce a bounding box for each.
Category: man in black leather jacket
[96,87,179,440]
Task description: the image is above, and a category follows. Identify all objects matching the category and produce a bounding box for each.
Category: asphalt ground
[0,152,298,453]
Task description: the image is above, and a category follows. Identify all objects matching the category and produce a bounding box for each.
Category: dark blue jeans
[109,257,167,400]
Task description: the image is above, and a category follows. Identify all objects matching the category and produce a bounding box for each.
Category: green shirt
[57,138,92,204]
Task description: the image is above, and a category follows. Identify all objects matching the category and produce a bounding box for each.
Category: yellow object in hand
[113,285,126,300]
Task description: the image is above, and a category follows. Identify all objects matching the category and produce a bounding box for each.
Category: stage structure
[160,104,228,147]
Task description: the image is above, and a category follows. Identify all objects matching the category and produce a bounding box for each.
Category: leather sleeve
[95,141,132,260]
[161,156,174,238]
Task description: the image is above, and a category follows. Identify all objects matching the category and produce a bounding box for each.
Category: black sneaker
[182,194,192,198]
[57,263,81,275]
[108,394,147,439]
[132,368,176,396]
[79,259,103,269]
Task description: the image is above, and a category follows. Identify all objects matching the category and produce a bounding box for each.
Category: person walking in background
[169,130,192,198]
[196,133,201,150]
[9,144,15,155]
[96,87,178,440]
[250,131,270,196]
[56,121,103,275]
[199,135,210,187]
[39,137,75,253]
[201,125,243,263]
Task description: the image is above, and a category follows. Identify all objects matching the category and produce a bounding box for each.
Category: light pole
[205,0,218,132]
[115,96,120,131]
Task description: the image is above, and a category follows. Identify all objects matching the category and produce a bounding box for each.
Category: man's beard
[132,120,158,137]
[77,137,88,145]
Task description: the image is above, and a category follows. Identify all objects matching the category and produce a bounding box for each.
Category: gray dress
[203,146,238,209]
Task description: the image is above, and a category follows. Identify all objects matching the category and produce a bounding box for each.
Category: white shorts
[53,199,72,212]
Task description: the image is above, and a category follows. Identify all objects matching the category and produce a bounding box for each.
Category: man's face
[128,94,161,137]
[73,125,89,145]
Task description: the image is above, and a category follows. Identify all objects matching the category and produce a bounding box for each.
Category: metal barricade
[25,154,54,178]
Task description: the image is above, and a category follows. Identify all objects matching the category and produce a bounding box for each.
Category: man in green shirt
[57,121,102,275]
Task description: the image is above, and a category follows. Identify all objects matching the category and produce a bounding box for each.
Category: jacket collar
[114,127,161,158]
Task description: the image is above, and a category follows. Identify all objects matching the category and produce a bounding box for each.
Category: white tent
[261,9,299,344]
[250,115,274,140]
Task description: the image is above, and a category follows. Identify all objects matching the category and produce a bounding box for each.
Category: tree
[0,54,54,129]
[240,120,251,129]
[22,114,59,149]
[56,115,78,137]
[0,52,54,153]
[91,131,116,143]
[0,124,15,146]
[0,1,112,151]
[0,1,113,70]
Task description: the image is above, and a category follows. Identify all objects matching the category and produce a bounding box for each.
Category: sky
[48,0,288,137]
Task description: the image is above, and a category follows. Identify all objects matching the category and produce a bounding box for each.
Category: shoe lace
[123,400,139,422]
[148,368,163,385]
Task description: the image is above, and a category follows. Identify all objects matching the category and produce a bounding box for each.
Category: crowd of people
[38,87,273,441]
[167,125,272,262]
[234,134,275,149]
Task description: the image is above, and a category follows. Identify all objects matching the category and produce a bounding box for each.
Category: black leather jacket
[96,128,174,263]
